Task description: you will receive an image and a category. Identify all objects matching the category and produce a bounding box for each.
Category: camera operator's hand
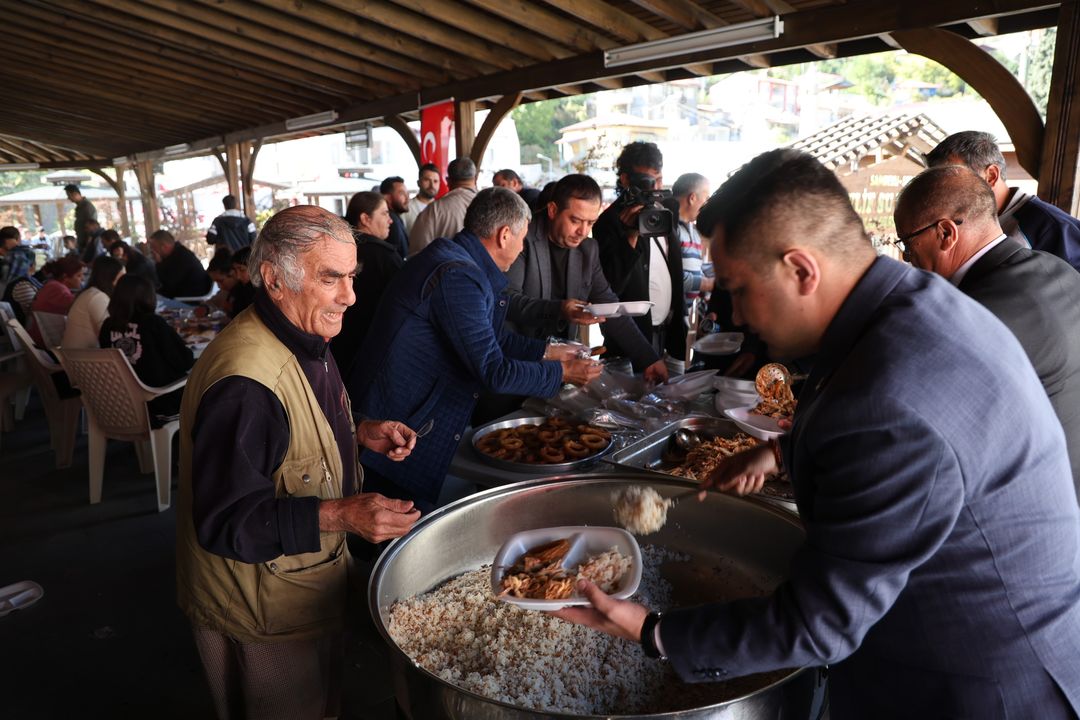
[561,299,604,326]
[618,205,643,249]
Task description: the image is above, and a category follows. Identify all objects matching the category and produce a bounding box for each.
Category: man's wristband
[640,611,666,660]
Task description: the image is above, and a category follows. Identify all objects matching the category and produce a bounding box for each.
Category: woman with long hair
[99,274,194,423]
[331,191,403,375]
[62,255,125,349]
[28,255,85,346]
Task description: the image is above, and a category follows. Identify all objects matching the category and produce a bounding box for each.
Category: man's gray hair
[926,131,1007,179]
[248,205,353,292]
[463,187,531,239]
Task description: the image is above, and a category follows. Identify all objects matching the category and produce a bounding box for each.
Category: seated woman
[330,191,402,375]
[29,256,85,346]
[228,246,254,317]
[1,246,42,326]
[62,255,125,349]
[99,274,194,424]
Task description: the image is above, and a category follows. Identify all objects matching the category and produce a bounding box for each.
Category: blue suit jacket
[660,258,1080,718]
[348,231,563,504]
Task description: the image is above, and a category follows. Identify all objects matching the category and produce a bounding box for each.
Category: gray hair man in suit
[895,164,1080,497]
[555,150,1080,718]
[505,174,668,384]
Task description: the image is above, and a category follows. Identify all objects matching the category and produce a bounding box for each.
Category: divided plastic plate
[0,580,43,618]
[653,369,719,400]
[693,332,744,356]
[491,526,642,611]
[582,301,654,318]
[723,406,787,441]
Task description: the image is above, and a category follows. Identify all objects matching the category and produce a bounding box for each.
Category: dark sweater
[99,312,194,417]
[156,243,212,299]
[330,233,403,377]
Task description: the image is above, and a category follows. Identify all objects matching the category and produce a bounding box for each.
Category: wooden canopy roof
[0,0,1063,168]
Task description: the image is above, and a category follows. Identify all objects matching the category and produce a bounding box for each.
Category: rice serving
[613,486,671,535]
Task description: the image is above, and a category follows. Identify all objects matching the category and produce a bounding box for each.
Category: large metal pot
[369,474,820,719]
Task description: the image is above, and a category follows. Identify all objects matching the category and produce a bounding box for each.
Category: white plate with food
[722,406,787,441]
[653,369,719,400]
[491,526,642,611]
[693,332,744,356]
[582,301,654,318]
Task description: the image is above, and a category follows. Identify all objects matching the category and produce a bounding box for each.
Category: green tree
[512,97,588,166]
[0,170,47,196]
[1027,28,1056,117]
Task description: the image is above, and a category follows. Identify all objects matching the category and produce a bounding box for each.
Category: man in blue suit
[556,150,1080,718]
[349,188,602,510]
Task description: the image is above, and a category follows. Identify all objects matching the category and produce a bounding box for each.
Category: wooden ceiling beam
[192,0,448,84]
[49,0,356,99]
[460,0,617,53]
[12,2,337,112]
[91,0,382,93]
[729,0,840,59]
[0,139,35,164]
[629,0,726,30]
[384,0,572,61]
[249,0,489,78]
[0,110,177,157]
[471,93,523,168]
[318,0,513,72]
[538,0,666,43]
[185,0,419,88]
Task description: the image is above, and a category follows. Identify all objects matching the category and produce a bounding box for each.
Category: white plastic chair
[0,302,31,421]
[56,347,185,512]
[5,319,80,468]
[0,349,29,452]
[32,311,67,349]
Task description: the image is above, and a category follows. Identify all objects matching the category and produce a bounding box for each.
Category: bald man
[895,165,1080,497]
[556,150,1080,718]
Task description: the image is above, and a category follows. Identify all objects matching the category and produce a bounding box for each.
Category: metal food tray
[471,415,616,474]
[603,416,798,513]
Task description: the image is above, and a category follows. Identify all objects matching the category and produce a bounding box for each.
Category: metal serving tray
[471,415,616,475]
[604,416,798,513]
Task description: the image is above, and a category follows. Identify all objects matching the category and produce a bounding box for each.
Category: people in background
[205,249,238,316]
[408,157,478,257]
[672,172,713,310]
[928,130,1080,273]
[379,176,411,260]
[80,219,107,264]
[29,256,85,346]
[110,240,159,289]
[62,255,125,349]
[0,226,25,296]
[206,194,257,253]
[403,162,440,236]
[493,168,541,209]
[332,191,402,376]
[99,274,193,422]
[64,184,97,257]
[895,164,1080,498]
[229,246,254,317]
[1,227,41,325]
[148,229,212,299]
[176,205,419,719]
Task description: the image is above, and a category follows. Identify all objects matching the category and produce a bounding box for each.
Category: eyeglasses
[891,218,963,254]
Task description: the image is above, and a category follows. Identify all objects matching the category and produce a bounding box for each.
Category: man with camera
[594,142,687,364]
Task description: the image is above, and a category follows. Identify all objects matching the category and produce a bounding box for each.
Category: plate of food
[491,526,642,610]
[581,301,654,318]
[693,332,744,356]
[722,406,785,441]
[472,416,615,472]
[653,369,718,400]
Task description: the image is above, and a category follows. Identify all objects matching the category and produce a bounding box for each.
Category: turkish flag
[420,100,454,199]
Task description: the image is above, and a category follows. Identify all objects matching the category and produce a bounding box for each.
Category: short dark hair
[86,255,125,295]
[344,191,385,227]
[493,169,522,184]
[0,226,19,242]
[223,194,239,209]
[447,157,477,182]
[698,149,802,239]
[672,173,707,199]
[379,176,405,195]
[231,246,252,267]
[615,141,663,175]
[63,184,80,194]
[208,248,235,274]
[111,240,132,257]
[712,149,870,264]
[926,131,1007,179]
[895,165,998,230]
[101,229,121,246]
[106,274,157,330]
[42,255,85,280]
[149,229,175,244]
[550,174,602,211]
[419,163,439,176]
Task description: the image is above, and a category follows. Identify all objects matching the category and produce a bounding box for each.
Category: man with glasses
[895,164,1080,497]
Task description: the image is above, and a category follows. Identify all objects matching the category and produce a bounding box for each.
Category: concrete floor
[0,394,396,719]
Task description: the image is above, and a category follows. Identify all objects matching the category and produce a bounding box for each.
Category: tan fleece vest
[176,307,355,643]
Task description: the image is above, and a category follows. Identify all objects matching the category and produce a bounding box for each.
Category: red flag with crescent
[420,100,454,199]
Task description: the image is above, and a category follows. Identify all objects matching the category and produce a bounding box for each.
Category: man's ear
[547,202,558,221]
[984,163,1001,187]
[939,219,961,253]
[781,248,821,297]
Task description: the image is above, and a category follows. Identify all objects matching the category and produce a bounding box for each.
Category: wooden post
[470,93,523,169]
[134,159,160,238]
[90,166,131,237]
[239,140,262,222]
[454,99,477,161]
[56,201,66,235]
[224,143,241,200]
[382,115,421,169]
[1039,2,1080,213]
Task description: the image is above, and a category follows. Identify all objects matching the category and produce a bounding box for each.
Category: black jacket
[206,210,256,252]
[330,233,404,378]
[99,312,194,417]
[157,242,212,299]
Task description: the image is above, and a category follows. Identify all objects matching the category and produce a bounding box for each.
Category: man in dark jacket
[149,230,213,299]
[593,142,687,362]
[379,176,411,260]
[895,164,1080,498]
[206,194,257,253]
[349,188,602,509]
[64,184,97,256]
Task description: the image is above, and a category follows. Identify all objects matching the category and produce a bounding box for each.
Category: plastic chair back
[33,311,67,349]
[57,348,152,442]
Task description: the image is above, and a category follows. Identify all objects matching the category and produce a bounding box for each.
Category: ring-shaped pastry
[579,433,608,451]
[540,446,566,463]
[563,439,590,459]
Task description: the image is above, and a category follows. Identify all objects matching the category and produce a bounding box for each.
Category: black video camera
[616,171,674,239]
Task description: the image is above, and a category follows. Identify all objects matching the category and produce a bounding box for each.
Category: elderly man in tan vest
[176,205,421,720]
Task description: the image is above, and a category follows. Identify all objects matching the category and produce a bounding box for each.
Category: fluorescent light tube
[285,110,340,131]
[164,143,191,155]
[1,163,41,170]
[604,16,783,67]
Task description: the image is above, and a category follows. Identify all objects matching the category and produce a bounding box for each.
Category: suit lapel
[534,236,553,299]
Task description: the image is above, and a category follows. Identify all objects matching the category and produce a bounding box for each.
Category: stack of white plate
[713,376,759,412]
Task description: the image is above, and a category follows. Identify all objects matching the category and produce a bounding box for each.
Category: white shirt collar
[950,233,1008,286]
